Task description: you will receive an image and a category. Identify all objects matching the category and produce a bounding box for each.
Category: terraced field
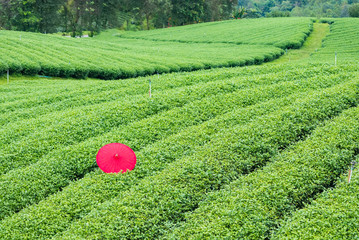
[1,18,359,239]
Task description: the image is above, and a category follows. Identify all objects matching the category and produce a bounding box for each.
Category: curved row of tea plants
[0,64,285,104]
[273,157,359,240]
[2,76,267,174]
[2,63,356,131]
[0,64,326,126]
[0,73,331,220]
[121,18,313,49]
[2,63,344,171]
[0,29,283,79]
[0,69,351,239]
[0,83,149,126]
[0,68,248,125]
[0,91,302,240]
[167,102,359,240]
[54,81,359,240]
[0,78,222,147]
[0,78,145,111]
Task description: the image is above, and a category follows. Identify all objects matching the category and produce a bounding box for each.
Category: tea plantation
[0,18,313,79]
[0,18,359,239]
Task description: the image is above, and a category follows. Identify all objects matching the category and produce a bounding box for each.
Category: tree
[152,0,172,28]
[204,0,236,21]
[0,0,15,29]
[64,0,85,37]
[139,0,158,30]
[36,0,62,33]
[349,3,359,17]
[170,0,206,25]
[0,0,39,31]
[233,6,246,18]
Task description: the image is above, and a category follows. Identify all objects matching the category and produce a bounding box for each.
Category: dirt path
[269,23,330,64]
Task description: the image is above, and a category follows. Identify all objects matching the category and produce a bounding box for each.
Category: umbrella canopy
[96,143,136,173]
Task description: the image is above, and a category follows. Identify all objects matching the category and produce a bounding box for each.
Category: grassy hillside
[1,17,359,239]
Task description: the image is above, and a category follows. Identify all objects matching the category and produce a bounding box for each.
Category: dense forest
[239,0,359,18]
[0,0,236,35]
[0,0,359,35]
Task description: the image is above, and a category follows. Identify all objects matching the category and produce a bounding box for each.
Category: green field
[1,18,359,239]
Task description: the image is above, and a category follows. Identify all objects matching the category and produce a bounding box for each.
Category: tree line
[238,0,359,18]
[1,0,359,36]
[0,0,236,35]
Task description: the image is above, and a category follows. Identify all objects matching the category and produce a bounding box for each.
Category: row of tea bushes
[1,77,263,174]
[1,66,247,125]
[168,100,359,240]
[0,71,350,239]
[0,30,284,79]
[4,63,342,173]
[273,156,359,239]
[122,18,313,49]
[0,74,331,220]
[54,81,359,239]
[2,63,355,142]
[0,92,303,240]
[0,62,328,110]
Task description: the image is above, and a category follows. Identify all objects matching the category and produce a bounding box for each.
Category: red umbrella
[96,143,136,173]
